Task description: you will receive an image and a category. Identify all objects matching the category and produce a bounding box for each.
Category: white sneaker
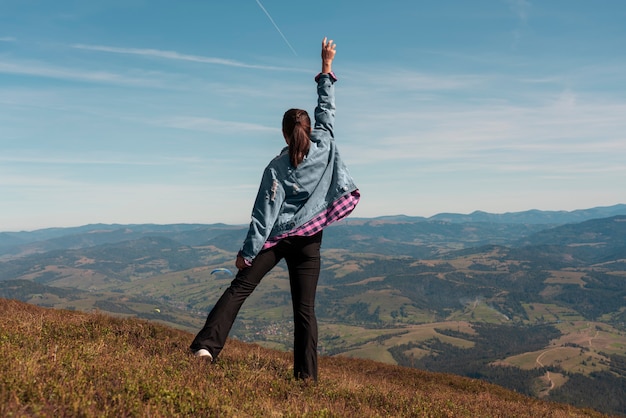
[194,349,213,360]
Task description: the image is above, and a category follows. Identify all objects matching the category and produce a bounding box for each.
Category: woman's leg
[190,247,281,359]
[285,231,323,381]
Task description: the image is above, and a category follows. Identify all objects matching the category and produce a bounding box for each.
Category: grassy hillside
[0,298,609,417]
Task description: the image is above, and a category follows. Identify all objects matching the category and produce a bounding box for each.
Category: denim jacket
[240,74,358,262]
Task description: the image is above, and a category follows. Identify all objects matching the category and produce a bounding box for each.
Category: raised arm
[313,37,338,136]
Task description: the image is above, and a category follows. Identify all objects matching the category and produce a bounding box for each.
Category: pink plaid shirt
[261,189,360,250]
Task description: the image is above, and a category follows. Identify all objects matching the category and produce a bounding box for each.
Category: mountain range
[1,203,626,415]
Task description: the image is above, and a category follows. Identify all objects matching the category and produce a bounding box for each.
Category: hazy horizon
[2,202,624,233]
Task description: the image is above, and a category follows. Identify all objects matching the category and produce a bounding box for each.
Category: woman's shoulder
[264,147,291,174]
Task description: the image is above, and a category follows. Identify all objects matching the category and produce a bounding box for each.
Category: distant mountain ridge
[366,203,626,224]
[2,204,625,256]
[0,223,243,258]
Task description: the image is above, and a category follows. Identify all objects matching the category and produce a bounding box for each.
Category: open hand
[321,37,336,62]
[321,37,336,73]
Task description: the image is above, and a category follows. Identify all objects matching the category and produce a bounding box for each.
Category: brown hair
[282,108,311,168]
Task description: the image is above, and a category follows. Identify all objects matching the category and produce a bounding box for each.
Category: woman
[190,37,360,381]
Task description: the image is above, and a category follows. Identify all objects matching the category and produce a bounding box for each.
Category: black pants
[191,231,322,381]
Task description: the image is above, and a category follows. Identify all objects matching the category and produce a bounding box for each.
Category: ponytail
[282,109,311,168]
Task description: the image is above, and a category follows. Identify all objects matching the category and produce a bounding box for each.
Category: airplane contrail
[254,0,298,56]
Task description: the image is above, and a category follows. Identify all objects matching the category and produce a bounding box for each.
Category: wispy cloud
[0,36,17,42]
[506,0,531,22]
[71,44,303,72]
[0,60,160,87]
[339,89,626,172]
[0,154,201,166]
[0,173,77,188]
[506,0,531,47]
[156,116,277,134]
[379,70,484,91]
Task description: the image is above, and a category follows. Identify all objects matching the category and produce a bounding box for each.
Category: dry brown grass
[0,298,611,417]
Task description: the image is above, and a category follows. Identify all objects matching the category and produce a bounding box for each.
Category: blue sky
[1,1,625,231]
